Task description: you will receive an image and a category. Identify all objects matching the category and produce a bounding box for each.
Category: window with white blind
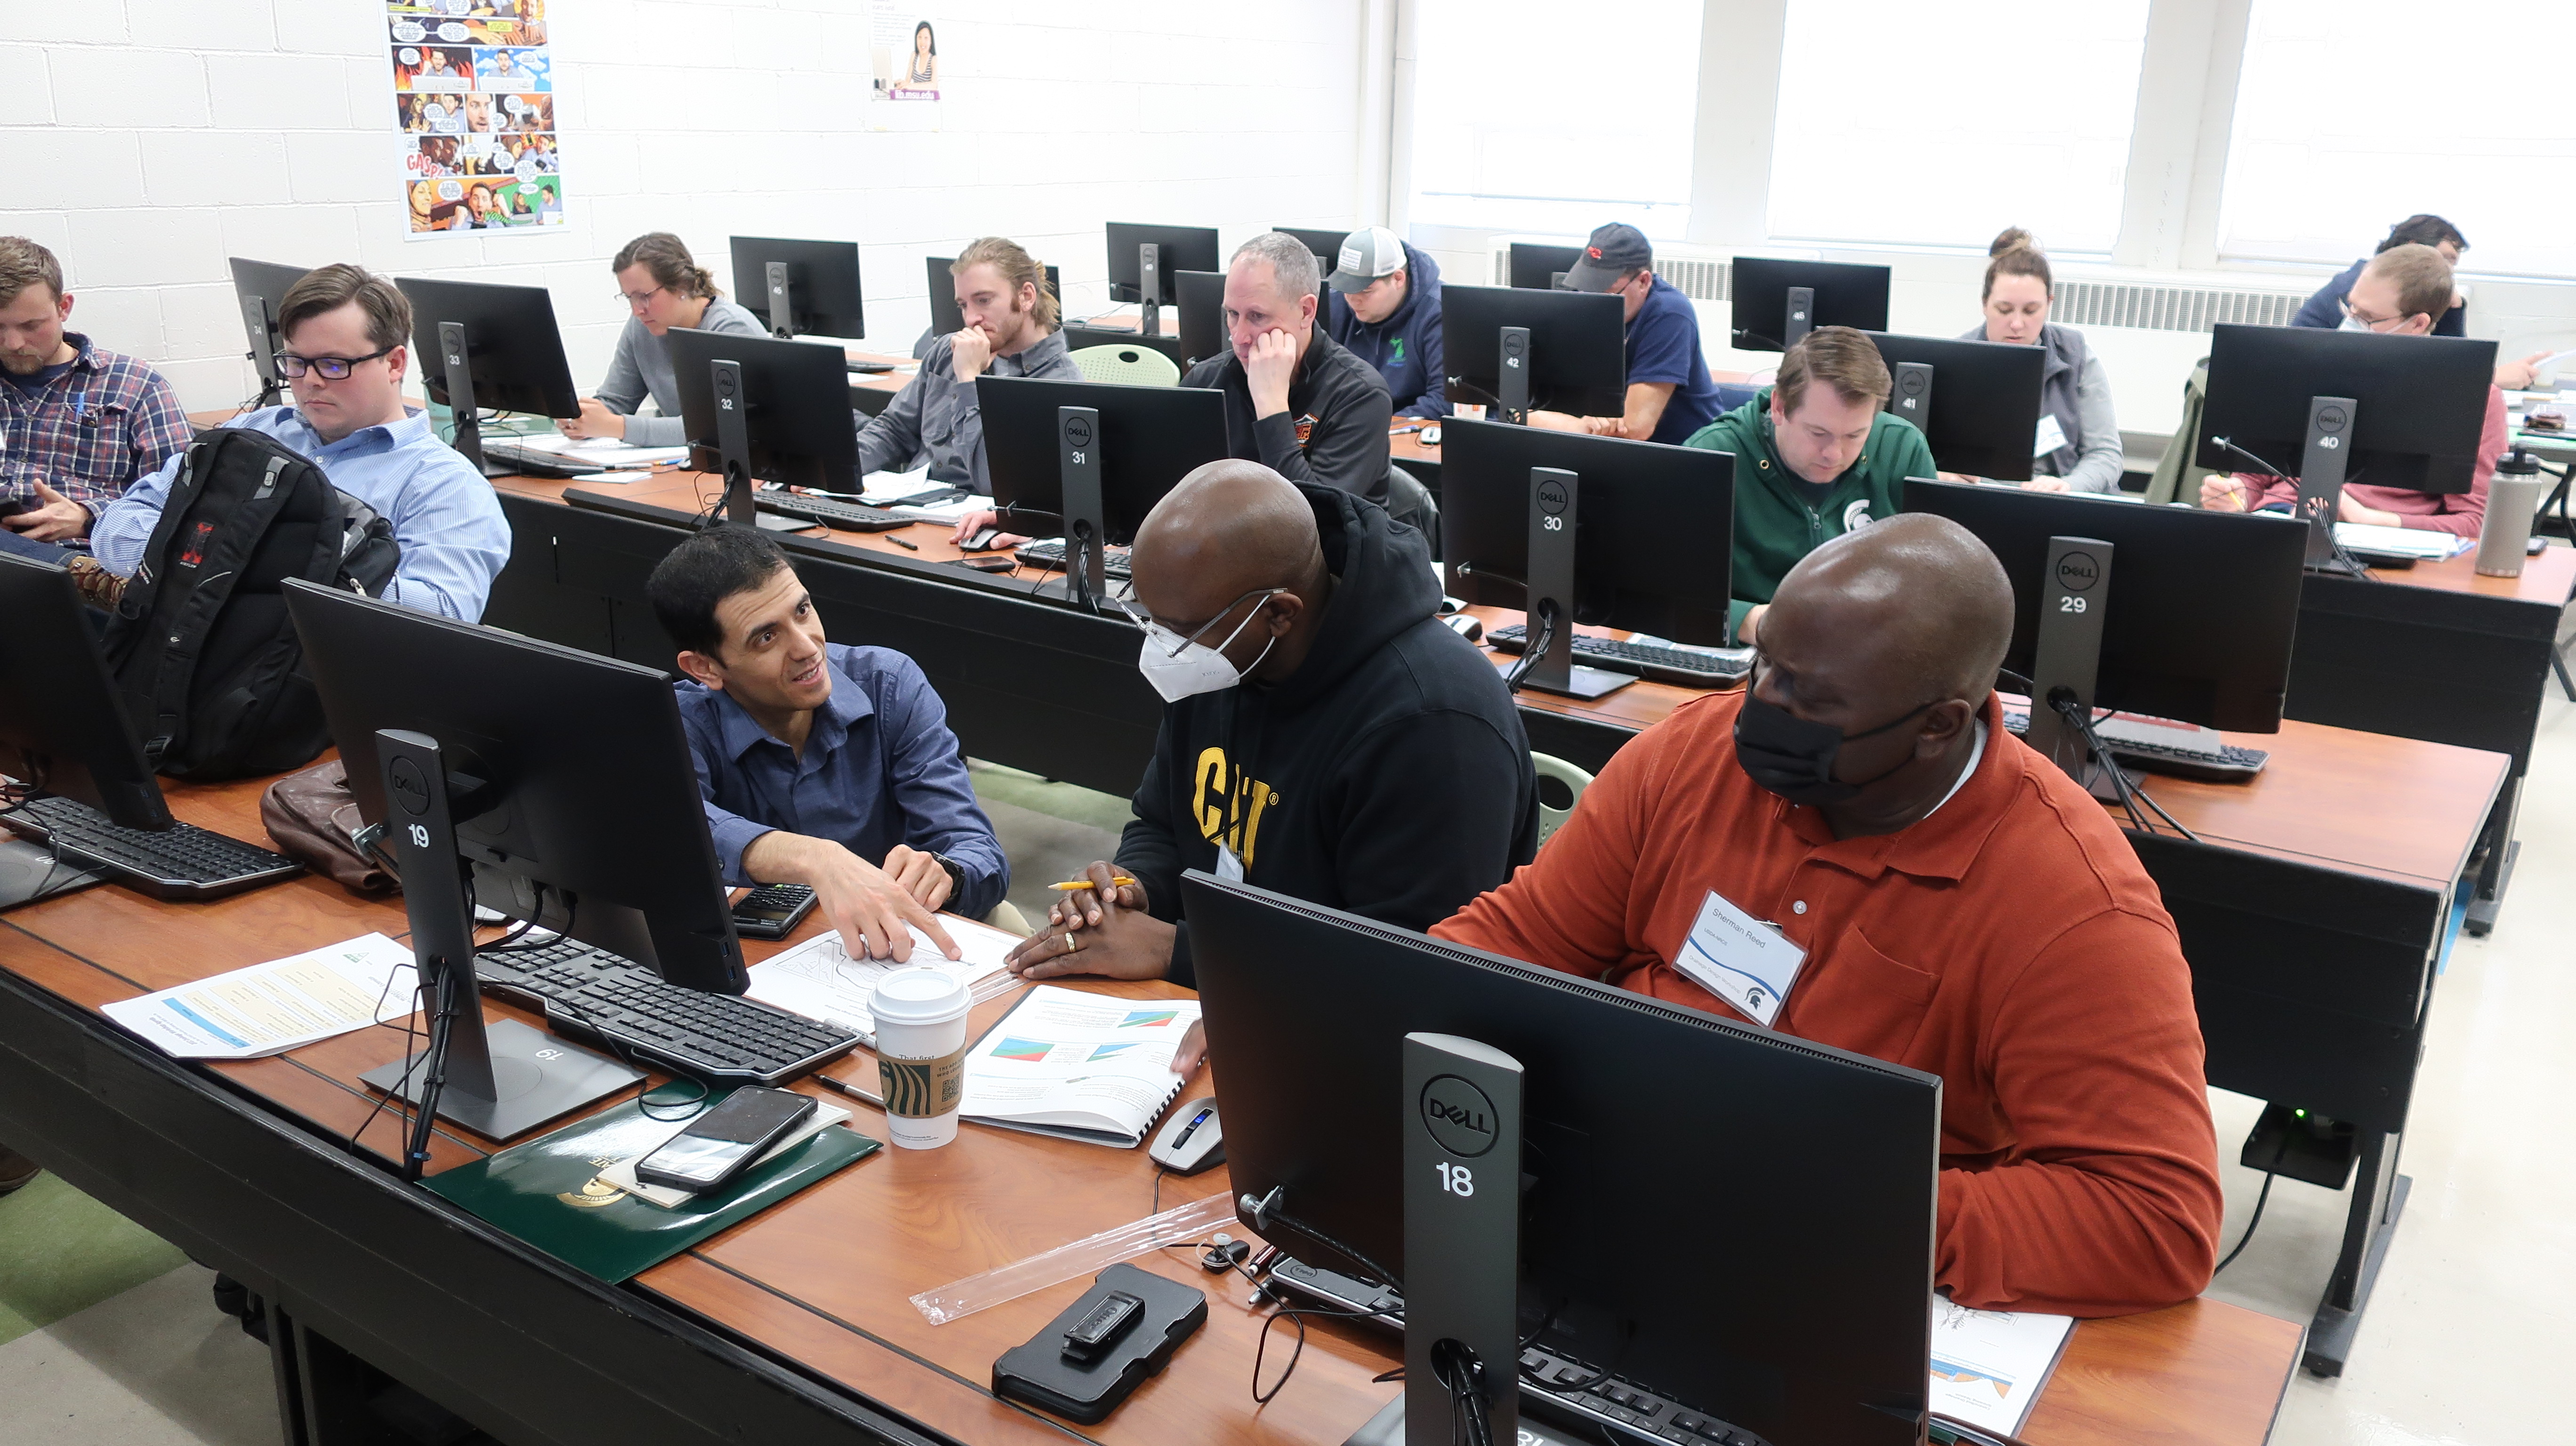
[2217,0,2576,279]
[1405,0,1705,236]
[1764,0,2150,253]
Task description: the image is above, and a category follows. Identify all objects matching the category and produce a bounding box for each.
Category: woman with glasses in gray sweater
[558,233,763,447]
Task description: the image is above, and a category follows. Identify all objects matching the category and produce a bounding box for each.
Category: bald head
[1131,460,1323,621]
[1767,514,2013,708]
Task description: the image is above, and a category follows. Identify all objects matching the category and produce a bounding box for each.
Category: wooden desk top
[1068,313,1179,339]
[0,765,2301,1446]
[2359,540,2576,607]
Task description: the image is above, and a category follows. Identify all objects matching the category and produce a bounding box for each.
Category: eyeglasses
[616,285,667,310]
[1114,586,1287,658]
[2339,298,2408,332]
[273,346,396,380]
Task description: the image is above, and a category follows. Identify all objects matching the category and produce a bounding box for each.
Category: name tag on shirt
[2032,412,2068,458]
[1672,889,1806,1028]
[1216,843,1246,883]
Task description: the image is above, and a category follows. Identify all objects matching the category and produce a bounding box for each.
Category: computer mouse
[1443,613,1483,643]
[1149,1097,1224,1175]
[963,526,1002,552]
[1419,425,1442,446]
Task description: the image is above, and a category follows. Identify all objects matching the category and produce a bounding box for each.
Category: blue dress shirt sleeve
[870,651,1010,919]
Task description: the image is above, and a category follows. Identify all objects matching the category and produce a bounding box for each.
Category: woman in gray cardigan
[1955,230,2124,493]
[558,232,763,447]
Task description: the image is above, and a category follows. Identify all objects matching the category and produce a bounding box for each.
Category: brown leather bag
[259,760,398,894]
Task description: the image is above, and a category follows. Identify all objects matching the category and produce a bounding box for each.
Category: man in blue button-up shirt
[650,528,1007,963]
[88,264,510,622]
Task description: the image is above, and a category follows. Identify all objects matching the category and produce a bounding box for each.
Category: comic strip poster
[388,0,564,235]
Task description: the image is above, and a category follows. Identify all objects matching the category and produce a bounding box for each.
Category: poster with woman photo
[392,0,564,234]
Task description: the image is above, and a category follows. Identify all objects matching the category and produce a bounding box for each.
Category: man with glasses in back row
[85,264,511,621]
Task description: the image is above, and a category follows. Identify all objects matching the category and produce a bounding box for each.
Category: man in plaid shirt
[0,236,192,552]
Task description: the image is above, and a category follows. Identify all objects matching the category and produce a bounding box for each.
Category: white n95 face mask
[1124,589,1282,703]
[2338,315,2372,333]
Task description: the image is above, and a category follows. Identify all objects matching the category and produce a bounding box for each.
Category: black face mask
[1733,692,1934,806]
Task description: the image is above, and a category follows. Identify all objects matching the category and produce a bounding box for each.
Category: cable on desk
[2205,435,2383,582]
[1501,600,1558,694]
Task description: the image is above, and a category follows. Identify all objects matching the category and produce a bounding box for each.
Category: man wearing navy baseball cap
[1534,221,1724,446]
[1324,225,1446,419]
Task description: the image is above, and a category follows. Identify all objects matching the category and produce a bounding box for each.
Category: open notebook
[958,986,1200,1148]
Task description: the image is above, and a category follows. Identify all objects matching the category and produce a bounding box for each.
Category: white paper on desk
[102,933,418,1060]
[593,1103,852,1209]
[745,917,1019,1044]
[858,465,935,498]
[1927,1296,2074,1437]
[506,433,692,466]
[2333,522,2467,559]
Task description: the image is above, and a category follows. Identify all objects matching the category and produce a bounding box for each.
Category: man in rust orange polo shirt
[1434,514,2223,1317]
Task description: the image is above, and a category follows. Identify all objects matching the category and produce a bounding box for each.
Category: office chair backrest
[1530,751,1595,849]
[1067,344,1181,388]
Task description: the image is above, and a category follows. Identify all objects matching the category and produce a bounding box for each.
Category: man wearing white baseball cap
[1323,225,1447,419]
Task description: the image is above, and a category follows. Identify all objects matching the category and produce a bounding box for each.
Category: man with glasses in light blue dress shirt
[79,264,511,622]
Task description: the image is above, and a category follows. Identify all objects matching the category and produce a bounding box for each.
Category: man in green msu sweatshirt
[1686,325,1935,643]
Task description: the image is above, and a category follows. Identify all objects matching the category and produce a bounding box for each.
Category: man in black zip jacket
[1005,460,1538,1010]
[1180,231,1395,508]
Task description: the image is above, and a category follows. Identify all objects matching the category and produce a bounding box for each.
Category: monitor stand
[2297,394,2363,575]
[436,320,491,475]
[1889,360,1933,435]
[709,358,761,530]
[1517,467,1630,699]
[1137,242,1162,341]
[1783,286,1815,350]
[1496,325,1531,426]
[764,261,800,340]
[2023,534,2126,801]
[1049,404,1110,611]
[242,295,285,409]
[1331,1033,1525,1446]
[357,729,640,1149]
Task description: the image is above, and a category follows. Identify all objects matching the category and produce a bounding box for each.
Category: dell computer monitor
[1105,222,1220,306]
[397,276,581,421]
[1441,418,1735,644]
[1441,284,1626,421]
[1862,333,2047,482]
[976,376,1229,545]
[731,236,864,340]
[1902,479,2309,737]
[2197,323,2495,497]
[286,580,749,995]
[0,552,172,832]
[1273,226,1347,271]
[926,253,1061,339]
[1511,241,1585,291]
[1185,874,1940,1446]
[1176,268,1226,367]
[1730,257,1892,352]
[665,327,859,494]
[227,257,310,405]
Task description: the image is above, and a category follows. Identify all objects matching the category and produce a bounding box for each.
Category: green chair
[1531,752,1595,850]
[1067,344,1181,388]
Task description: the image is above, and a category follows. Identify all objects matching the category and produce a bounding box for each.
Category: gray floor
[3,705,2570,1443]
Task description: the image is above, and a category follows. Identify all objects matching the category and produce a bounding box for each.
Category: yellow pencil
[1050,877,1138,891]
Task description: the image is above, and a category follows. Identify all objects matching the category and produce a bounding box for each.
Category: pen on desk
[886,535,920,551]
[813,1072,885,1109]
[1051,876,1138,891]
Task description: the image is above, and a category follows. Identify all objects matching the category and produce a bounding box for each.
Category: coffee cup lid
[871,965,970,1024]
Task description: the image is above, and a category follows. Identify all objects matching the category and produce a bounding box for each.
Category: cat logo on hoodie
[1192,746,1279,865]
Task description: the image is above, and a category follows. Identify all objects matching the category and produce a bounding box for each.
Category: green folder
[422,1095,880,1283]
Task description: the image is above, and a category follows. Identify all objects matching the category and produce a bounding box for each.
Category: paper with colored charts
[102,933,419,1060]
[1927,1296,2073,1436]
[957,986,1199,1148]
[388,0,567,234]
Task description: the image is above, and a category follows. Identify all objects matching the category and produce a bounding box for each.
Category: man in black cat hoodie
[1006,460,1538,1024]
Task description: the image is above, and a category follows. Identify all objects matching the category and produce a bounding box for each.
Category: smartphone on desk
[730,882,817,940]
[633,1085,817,1195]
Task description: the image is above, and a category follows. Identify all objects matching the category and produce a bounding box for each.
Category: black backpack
[102,427,401,780]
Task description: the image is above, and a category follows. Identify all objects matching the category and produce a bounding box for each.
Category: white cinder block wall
[1,0,1370,411]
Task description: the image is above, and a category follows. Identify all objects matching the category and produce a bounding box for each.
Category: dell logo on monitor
[1420,1075,1498,1157]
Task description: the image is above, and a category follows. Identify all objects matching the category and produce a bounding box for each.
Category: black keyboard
[2002,711,2267,783]
[757,494,914,532]
[1268,1259,1769,1446]
[0,795,301,901]
[1013,538,1134,580]
[473,937,860,1086]
[1486,623,1753,687]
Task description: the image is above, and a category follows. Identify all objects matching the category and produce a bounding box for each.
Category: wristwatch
[931,851,966,898]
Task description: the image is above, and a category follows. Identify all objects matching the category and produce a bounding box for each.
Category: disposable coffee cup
[871,966,972,1149]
